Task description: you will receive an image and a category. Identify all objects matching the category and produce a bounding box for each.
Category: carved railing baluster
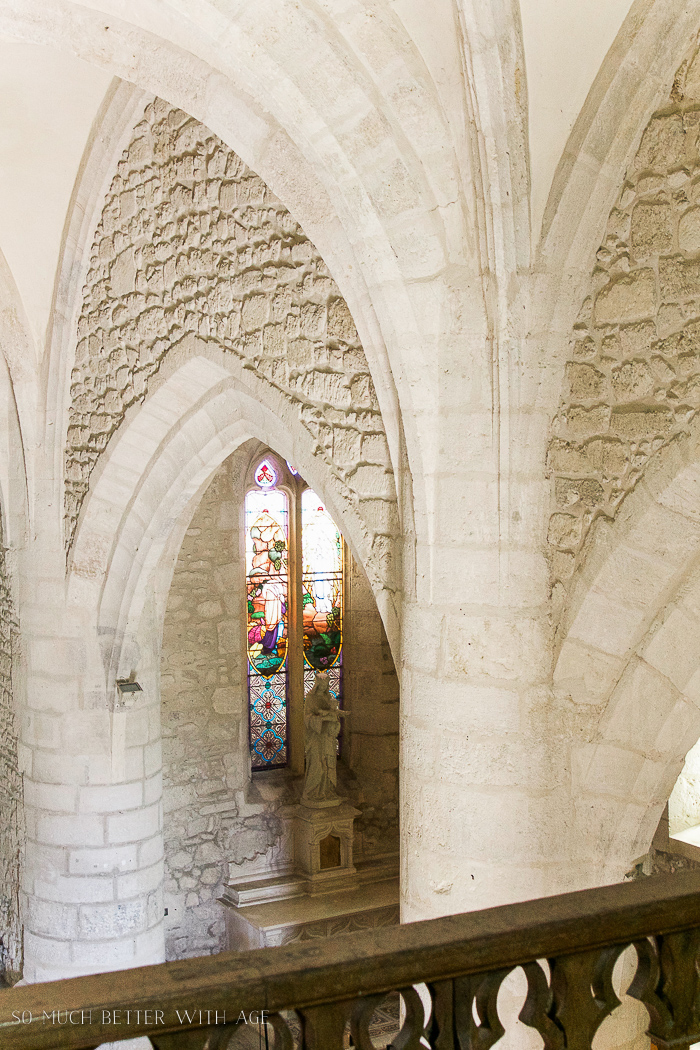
[628,929,700,1048]
[266,1011,297,1050]
[453,968,511,1050]
[5,872,700,1050]
[628,936,671,1039]
[350,993,390,1050]
[426,979,456,1050]
[297,999,353,1048]
[518,960,564,1050]
[548,945,625,1050]
[388,986,425,1049]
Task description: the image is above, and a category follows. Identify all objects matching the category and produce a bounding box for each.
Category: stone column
[399,301,578,919]
[20,550,165,981]
[400,582,562,920]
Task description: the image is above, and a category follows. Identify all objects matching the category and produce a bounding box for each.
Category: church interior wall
[160,444,399,960]
[0,522,21,984]
[4,0,700,1015]
[549,38,700,621]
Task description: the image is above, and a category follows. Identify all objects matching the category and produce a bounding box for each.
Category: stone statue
[302,672,346,807]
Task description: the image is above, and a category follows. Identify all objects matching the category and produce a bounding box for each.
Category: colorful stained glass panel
[246,488,289,768]
[302,489,343,697]
[254,458,278,489]
[250,673,288,769]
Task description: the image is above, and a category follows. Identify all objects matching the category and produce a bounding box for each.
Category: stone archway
[554,418,700,883]
[158,439,400,960]
[15,349,400,978]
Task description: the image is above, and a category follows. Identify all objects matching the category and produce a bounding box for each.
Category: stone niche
[160,441,399,959]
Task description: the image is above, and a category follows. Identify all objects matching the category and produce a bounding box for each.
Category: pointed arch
[68,354,400,693]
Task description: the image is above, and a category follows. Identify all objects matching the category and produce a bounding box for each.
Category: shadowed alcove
[159,440,400,959]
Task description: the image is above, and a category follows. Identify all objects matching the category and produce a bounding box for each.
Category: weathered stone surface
[610,407,673,437]
[678,206,700,253]
[566,362,606,400]
[630,201,673,254]
[548,54,700,602]
[554,478,604,509]
[546,440,590,474]
[584,437,627,476]
[161,448,399,960]
[619,322,657,357]
[565,405,611,437]
[594,270,656,325]
[548,513,583,551]
[611,360,655,401]
[65,99,395,553]
[0,530,21,983]
[634,114,689,172]
[659,257,700,301]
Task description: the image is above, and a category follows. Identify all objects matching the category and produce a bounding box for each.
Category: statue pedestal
[292,800,359,889]
[220,801,399,949]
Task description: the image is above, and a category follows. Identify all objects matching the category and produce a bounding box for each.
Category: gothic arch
[533,6,700,882]
[540,19,700,625]
[68,353,400,693]
[57,92,401,664]
[0,0,490,561]
[554,418,700,881]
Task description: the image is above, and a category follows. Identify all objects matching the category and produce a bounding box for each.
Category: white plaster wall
[0,42,111,351]
[520,0,636,243]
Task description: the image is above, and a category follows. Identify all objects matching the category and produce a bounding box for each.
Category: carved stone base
[291,800,359,887]
[220,854,399,949]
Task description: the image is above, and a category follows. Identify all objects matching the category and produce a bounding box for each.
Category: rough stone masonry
[549,44,700,618]
[0,528,21,984]
[65,97,398,582]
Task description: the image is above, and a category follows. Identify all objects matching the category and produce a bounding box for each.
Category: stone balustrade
[3,870,700,1049]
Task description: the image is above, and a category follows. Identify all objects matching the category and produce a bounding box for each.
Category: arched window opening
[301,489,343,707]
[160,442,400,961]
[246,456,345,772]
[246,486,289,771]
[668,739,700,849]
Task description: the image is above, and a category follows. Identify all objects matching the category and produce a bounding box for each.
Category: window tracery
[245,455,345,771]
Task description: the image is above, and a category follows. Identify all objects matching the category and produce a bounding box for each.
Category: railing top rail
[4,870,700,1048]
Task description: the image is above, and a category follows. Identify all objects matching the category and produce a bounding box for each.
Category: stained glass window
[302,489,343,712]
[246,462,345,772]
[254,458,278,489]
[246,486,289,770]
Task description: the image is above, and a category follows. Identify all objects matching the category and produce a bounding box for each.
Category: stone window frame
[244,448,347,779]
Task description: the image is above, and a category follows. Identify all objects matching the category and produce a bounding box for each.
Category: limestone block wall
[549,43,700,614]
[160,445,398,960]
[20,653,165,981]
[344,555,399,859]
[65,96,396,572]
[0,537,21,983]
